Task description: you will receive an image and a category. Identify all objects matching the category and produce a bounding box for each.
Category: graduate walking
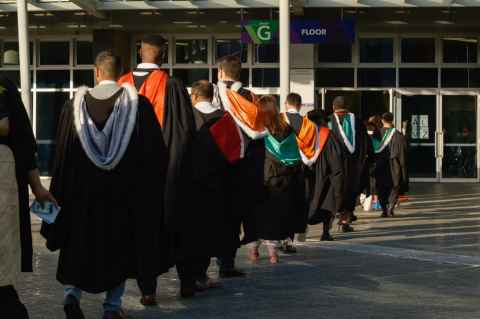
[306,109,344,241]
[119,34,197,302]
[211,55,267,277]
[328,97,372,232]
[41,51,168,319]
[372,112,409,217]
[243,95,303,264]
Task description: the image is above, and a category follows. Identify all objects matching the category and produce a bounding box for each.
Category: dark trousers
[0,285,29,319]
[217,216,242,271]
[176,257,211,288]
[137,277,157,296]
[378,184,400,212]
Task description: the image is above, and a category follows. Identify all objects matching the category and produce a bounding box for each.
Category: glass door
[398,93,439,181]
[324,90,390,121]
[440,94,479,181]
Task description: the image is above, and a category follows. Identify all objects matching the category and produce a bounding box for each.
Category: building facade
[2,0,480,182]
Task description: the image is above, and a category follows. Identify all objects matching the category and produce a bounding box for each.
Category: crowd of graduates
[0,34,408,319]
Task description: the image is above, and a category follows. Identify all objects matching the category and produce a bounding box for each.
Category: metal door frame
[438,90,480,183]
[394,89,440,182]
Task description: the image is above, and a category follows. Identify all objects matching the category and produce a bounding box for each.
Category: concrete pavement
[18,183,480,319]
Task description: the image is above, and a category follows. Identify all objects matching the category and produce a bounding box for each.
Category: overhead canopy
[2,0,480,13]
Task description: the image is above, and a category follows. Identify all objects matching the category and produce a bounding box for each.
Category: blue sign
[291,19,356,44]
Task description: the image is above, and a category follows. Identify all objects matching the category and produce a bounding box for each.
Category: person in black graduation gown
[40,51,168,319]
[306,109,344,241]
[328,96,372,232]
[0,74,56,319]
[119,34,198,305]
[243,95,303,265]
[281,93,309,252]
[212,55,265,277]
[184,80,227,292]
[373,112,409,217]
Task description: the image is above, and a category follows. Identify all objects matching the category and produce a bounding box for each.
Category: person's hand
[32,185,58,207]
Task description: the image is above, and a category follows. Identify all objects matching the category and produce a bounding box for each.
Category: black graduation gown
[40,95,168,293]
[0,75,36,272]
[216,82,265,247]
[161,79,198,264]
[285,112,309,234]
[307,132,344,225]
[243,128,303,242]
[187,108,234,258]
[330,114,372,212]
[375,128,409,194]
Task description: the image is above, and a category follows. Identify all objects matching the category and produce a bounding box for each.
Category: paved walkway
[19,183,480,319]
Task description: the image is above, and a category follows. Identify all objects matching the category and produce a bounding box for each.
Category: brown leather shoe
[140,295,157,306]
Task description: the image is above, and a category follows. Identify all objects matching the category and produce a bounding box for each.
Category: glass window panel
[2,42,33,65]
[1,71,33,88]
[358,68,395,87]
[212,68,249,85]
[443,38,478,63]
[215,39,247,63]
[76,41,93,65]
[172,69,209,87]
[255,44,279,63]
[470,68,480,88]
[441,68,469,88]
[401,38,435,63]
[316,68,354,87]
[252,68,279,87]
[175,39,208,64]
[74,70,94,88]
[37,143,56,176]
[37,70,70,88]
[39,41,70,65]
[359,38,393,63]
[36,92,69,140]
[318,42,352,63]
[399,68,438,87]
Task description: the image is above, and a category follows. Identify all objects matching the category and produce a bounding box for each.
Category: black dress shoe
[321,233,335,241]
[219,269,246,278]
[350,214,358,222]
[180,286,196,299]
[64,296,85,319]
[341,224,354,233]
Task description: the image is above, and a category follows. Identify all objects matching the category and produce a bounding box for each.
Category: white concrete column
[279,0,290,111]
[16,0,32,118]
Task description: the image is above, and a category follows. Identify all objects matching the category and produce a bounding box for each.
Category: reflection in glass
[316,68,354,88]
[36,92,69,140]
[76,41,93,65]
[37,70,70,88]
[402,95,437,178]
[2,42,33,65]
[74,70,94,88]
[443,146,476,178]
[215,39,247,63]
[318,42,352,63]
[175,39,208,64]
[39,41,70,65]
[399,68,438,88]
[357,68,395,87]
[401,38,435,63]
[172,69,209,87]
[252,68,279,87]
[359,38,393,63]
[37,143,56,176]
[255,44,279,63]
[443,38,478,63]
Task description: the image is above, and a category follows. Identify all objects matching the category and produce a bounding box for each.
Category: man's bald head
[94,50,122,83]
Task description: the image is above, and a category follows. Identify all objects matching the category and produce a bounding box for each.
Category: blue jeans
[64,282,126,313]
